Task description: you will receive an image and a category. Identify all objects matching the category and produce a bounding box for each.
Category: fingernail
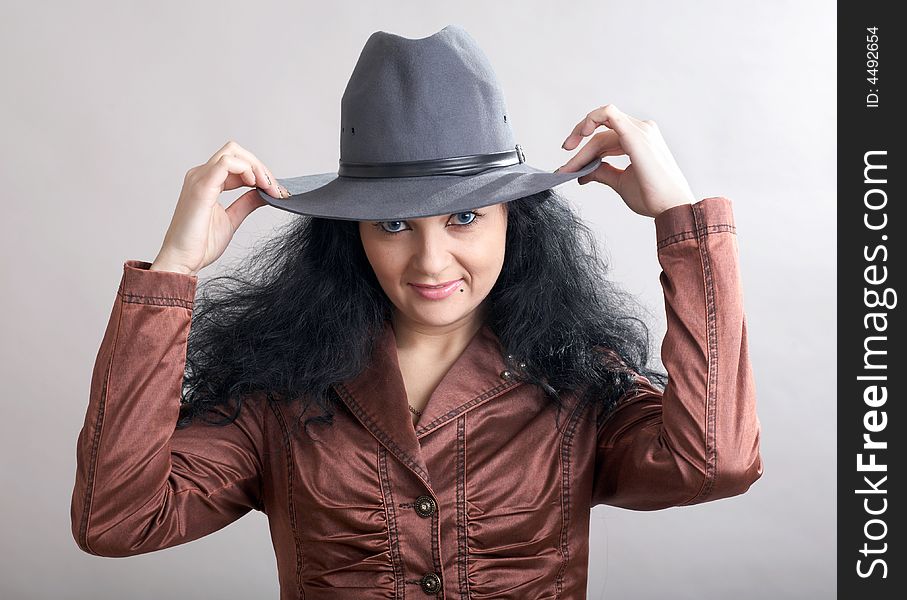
[266,173,272,186]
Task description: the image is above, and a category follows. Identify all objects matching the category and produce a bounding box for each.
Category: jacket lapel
[332,320,523,486]
[413,322,524,438]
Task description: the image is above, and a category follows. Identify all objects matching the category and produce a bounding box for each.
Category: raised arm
[71,260,266,556]
[592,197,764,510]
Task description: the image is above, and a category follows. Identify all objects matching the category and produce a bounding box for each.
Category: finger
[225,153,289,197]
[241,156,284,198]
[557,130,626,173]
[577,160,624,189]
[209,140,286,198]
[225,189,268,231]
[229,153,259,187]
[562,104,629,150]
[199,154,257,191]
[562,104,641,152]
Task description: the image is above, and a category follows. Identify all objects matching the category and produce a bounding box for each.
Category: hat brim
[255,158,603,221]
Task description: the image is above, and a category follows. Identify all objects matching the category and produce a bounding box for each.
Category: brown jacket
[71,196,763,599]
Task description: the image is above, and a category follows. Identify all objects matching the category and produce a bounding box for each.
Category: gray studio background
[1,1,835,598]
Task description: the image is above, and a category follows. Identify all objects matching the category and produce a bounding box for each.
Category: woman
[71,25,762,599]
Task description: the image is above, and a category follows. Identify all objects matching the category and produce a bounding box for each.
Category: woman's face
[358,203,508,330]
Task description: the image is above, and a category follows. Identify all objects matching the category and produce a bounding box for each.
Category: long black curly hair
[176,187,667,437]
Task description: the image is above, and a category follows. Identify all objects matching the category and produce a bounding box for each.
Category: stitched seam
[378,446,406,599]
[77,357,110,554]
[268,401,305,599]
[657,223,736,250]
[335,384,430,483]
[77,294,124,554]
[431,500,444,598]
[554,400,584,599]
[414,380,523,436]
[455,415,469,599]
[682,203,720,504]
[258,397,268,513]
[119,290,194,310]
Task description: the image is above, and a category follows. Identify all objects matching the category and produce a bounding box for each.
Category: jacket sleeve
[71,260,266,557]
[591,197,763,510]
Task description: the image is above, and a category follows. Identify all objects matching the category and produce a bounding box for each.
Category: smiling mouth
[410,279,462,288]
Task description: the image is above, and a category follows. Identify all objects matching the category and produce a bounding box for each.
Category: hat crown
[339,24,516,165]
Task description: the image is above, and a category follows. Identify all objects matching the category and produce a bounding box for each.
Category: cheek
[367,248,403,282]
[361,239,411,292]
[470,232,507,283]
[360,234,390,279]
[489,216,508,272]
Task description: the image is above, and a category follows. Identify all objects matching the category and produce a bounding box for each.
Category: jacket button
[420,572,442,594]
[500,369,512,380]
[414,495,436,518]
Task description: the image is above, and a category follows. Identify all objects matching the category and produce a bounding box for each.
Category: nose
[410,227,454,278]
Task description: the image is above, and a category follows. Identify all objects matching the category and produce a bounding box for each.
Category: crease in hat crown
[337,24,519,171]
[256,23,605,222]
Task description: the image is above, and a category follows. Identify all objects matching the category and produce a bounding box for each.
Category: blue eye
[451,212,477,226]
[380,220,407,233]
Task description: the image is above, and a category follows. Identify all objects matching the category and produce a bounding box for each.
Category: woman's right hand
[150,140,290,276]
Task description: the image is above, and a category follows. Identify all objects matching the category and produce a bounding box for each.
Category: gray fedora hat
[257,24,601,221]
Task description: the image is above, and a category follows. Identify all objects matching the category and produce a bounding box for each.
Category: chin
[398,302,478,328]
[411,310,471,328]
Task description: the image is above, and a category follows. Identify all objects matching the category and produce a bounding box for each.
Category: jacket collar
[332,319,523,487]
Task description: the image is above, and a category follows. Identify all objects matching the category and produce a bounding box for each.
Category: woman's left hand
[556,104,696,219]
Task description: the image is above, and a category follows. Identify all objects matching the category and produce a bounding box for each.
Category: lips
[411,280,462,288]
[409,278,464,300]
